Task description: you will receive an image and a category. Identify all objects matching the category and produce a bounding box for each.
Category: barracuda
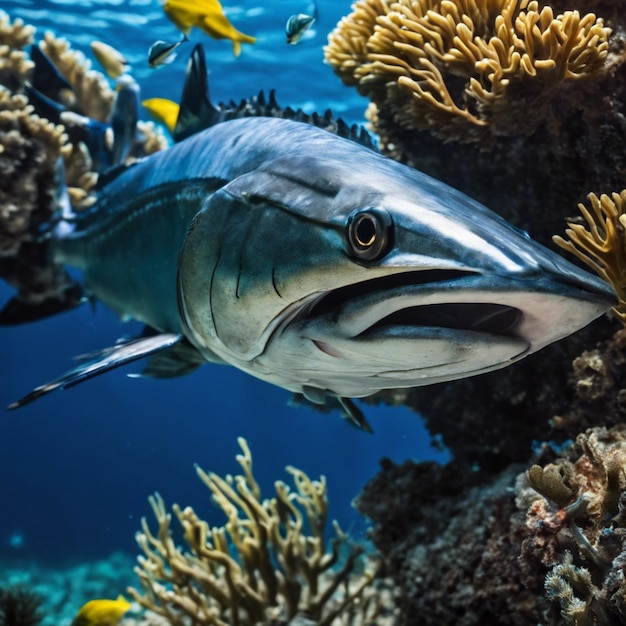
[3,49,615,428]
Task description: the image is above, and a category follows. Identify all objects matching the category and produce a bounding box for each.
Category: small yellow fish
[71,596,131,626]
[163,0,255,57]
[142,97,180,133]
[90,41,129,79]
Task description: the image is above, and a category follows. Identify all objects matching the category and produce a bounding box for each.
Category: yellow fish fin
[199,14,255,53]
[163,0,254,56]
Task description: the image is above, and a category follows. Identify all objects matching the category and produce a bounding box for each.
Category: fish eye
[346,208,393,262]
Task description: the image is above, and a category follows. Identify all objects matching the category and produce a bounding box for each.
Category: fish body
[42,115,613,407]
[148,34,188,68]
[71,596,130,626]
[163,0,255,56]
[4,45,615,420]
[286,12,316,44]
[90,41,129,79]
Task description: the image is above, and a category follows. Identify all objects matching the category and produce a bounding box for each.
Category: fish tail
[0,158,84,325]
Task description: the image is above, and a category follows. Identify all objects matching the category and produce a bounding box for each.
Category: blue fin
[7,332,183,409]
[30,44,73,103]
[23,82,65,123]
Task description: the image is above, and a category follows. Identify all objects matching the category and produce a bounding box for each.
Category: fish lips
[291,269,614,390]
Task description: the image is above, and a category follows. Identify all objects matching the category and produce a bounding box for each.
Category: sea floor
[2,552,142,626]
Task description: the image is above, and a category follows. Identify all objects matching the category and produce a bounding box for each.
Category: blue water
[0,0,447,565]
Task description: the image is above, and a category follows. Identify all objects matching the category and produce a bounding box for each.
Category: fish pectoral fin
[338,397,374,433]
[129,339,207,379]
[7,332,183,410]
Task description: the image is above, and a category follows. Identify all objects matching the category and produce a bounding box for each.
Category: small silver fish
[286,4,317,44]
[148,34,188,68]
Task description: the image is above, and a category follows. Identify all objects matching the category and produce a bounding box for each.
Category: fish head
[177,139,615,399]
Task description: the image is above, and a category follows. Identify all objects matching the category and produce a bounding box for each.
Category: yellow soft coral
[553,191,626,325]
[325,0,609,142]
[129,438,379,626]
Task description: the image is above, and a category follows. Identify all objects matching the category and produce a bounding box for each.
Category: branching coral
[128,438,379,626]
[553,190,626,325]
[0,90,67,258]
[39,31,114,123]
[522,426,626,624]
[325,0,609,142]
[544,552,602,625]
[0,11,35,90]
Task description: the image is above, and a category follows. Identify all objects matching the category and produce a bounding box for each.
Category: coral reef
[129,438,389,625]
[0,585,44,626]
[0,12,34,91]
[0,90,67,258]
[0,13,167,312]
[38,31,114,123]
[325,0,609,143]
[354,459,545,624]
[354,425,626,625]
[523,426,626,624]
[554,190,626,324]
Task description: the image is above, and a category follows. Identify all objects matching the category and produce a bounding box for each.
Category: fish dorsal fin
[23,82,65,123]
[7,332,183,409]
[171,44,377,150]
[30,43,73,102]
[173,44,221,143]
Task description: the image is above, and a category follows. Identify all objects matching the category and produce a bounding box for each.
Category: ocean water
[0,0,448,566]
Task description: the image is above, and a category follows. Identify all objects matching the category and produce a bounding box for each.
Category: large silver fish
[3,48,615,428]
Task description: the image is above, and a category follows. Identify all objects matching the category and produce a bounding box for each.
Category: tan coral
[128,437,379,626]
[325,0,609,142]
[553,190,626,325]
[40,31,114,122]
[134,121,168,157]
[0,11,35,49]
[522,426,626,623]
[0,12,35,89]
[0,90,67,256]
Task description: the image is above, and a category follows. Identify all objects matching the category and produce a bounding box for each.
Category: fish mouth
[293,268,611,392]
[363,301,522,336]
[306,269,524,337]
